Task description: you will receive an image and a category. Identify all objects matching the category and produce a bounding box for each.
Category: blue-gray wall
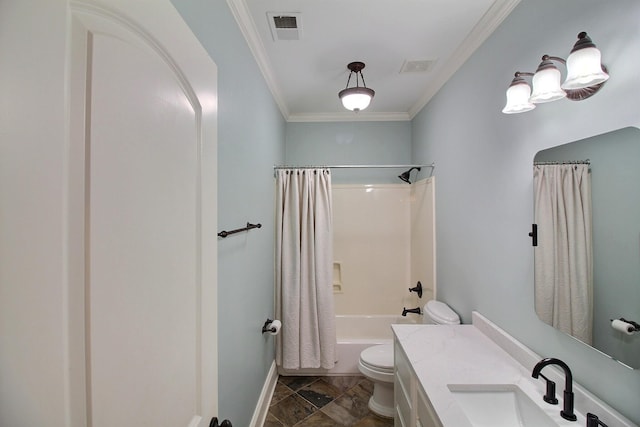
[171,2,285,425]
[285,121,413,184]
[411,0,640,423]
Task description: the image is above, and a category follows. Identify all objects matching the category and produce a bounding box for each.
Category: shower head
[398,171,411,183]
[398,167,421,184]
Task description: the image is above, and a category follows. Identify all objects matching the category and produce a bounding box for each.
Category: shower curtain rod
[273,163,435,170]
[534,159,590,165]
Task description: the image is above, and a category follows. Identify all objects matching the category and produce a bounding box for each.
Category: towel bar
[218,222,261,238]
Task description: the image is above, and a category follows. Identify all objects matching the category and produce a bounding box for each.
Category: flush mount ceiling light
[339,61,375,112]
[502,32,609,114]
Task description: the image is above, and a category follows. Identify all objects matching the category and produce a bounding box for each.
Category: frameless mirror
[533,127,640,369]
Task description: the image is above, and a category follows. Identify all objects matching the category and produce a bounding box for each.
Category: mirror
[533,127,640,369]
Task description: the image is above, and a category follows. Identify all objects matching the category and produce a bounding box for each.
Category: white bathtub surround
[409,178,437,307]
[336,314,418,340]
[278,314,418,376]
[332,179,435,316]
[275,168,336,369]
[392,312,636,427]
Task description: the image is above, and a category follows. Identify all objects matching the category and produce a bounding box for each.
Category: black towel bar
[218,222,261,238]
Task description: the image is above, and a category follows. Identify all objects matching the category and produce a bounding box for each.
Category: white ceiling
[227,0,521,122]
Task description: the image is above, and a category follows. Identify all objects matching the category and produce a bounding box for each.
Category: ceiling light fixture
[339,61,375,112]
[502,32,609,114]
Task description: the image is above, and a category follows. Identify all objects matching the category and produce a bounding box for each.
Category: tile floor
[263,376,394,427]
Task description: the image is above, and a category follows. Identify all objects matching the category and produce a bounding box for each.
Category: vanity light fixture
[339,61,375,112]
[502,32,609,114]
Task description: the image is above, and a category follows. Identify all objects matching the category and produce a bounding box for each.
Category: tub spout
[402,307,421,316]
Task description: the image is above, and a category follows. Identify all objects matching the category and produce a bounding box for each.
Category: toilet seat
[360,358,393,373]
[359,344,394,382]
[360,344,393,369]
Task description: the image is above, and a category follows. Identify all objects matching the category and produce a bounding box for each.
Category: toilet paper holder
[609,317,640,332]
[262,319,277,334]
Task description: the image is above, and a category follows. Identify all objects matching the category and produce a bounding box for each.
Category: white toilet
[358,300,460,418]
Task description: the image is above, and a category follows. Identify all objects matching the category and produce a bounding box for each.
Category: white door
[68,2,217,426]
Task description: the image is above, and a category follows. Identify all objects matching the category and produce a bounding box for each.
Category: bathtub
[277,314,420,376]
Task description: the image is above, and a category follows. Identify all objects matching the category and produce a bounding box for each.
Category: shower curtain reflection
[534,163,593,344]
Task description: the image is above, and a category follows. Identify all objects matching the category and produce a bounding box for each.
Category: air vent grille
[273,15,297,29]
[400,59,437,73]
[267,12,302,41]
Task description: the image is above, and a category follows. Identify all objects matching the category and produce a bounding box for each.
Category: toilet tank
[423,300,461,325]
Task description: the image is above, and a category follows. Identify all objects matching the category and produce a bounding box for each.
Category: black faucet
[537,372,559,404]
[586,413,608,427]
[531,357,577,421]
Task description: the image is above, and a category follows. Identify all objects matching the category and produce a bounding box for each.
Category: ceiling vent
[267,12,302,41]
[400,59,437,73]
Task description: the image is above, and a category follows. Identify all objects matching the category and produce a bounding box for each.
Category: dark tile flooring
[264,376,394,427]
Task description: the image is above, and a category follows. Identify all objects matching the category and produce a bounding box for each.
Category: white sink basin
[448,384,558,427]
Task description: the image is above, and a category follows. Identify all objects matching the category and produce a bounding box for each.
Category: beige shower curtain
[534,163,593,344]
[275,168,336,369]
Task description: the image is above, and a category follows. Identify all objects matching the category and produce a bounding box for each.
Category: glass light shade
[339,87,374,112]
[502,82,535,114]
[562,47,609,90]
[530,67,566,103]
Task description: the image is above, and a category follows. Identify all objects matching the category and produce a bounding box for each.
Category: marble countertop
[391,323,586,427]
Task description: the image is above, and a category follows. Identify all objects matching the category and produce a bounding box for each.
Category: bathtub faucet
[408,281,423,298]
[402,307,421,316]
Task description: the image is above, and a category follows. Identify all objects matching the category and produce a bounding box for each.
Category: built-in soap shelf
[333,261,343,293]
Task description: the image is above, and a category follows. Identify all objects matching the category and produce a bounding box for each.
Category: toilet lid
[360,344,394,369]
[426,300,460,324]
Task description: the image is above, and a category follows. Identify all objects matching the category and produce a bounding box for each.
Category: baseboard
[249,360,278,427]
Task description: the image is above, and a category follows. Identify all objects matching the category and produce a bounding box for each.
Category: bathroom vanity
[392,312,636,427]
[394,341,440,427]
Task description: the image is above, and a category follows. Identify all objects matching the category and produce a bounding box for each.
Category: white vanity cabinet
[391,315,637,427]
[394,338,442,427]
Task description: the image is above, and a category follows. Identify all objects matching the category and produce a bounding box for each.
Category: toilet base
[367,380,394,418]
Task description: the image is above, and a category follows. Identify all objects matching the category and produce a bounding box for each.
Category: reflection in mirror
[533,161,592,344]
[533,127,640,369]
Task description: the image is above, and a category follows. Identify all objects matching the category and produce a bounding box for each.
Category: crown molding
[408,0,522,119]
[225,0,289,119]
[228,0,520,122]
[288,111,411,123]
